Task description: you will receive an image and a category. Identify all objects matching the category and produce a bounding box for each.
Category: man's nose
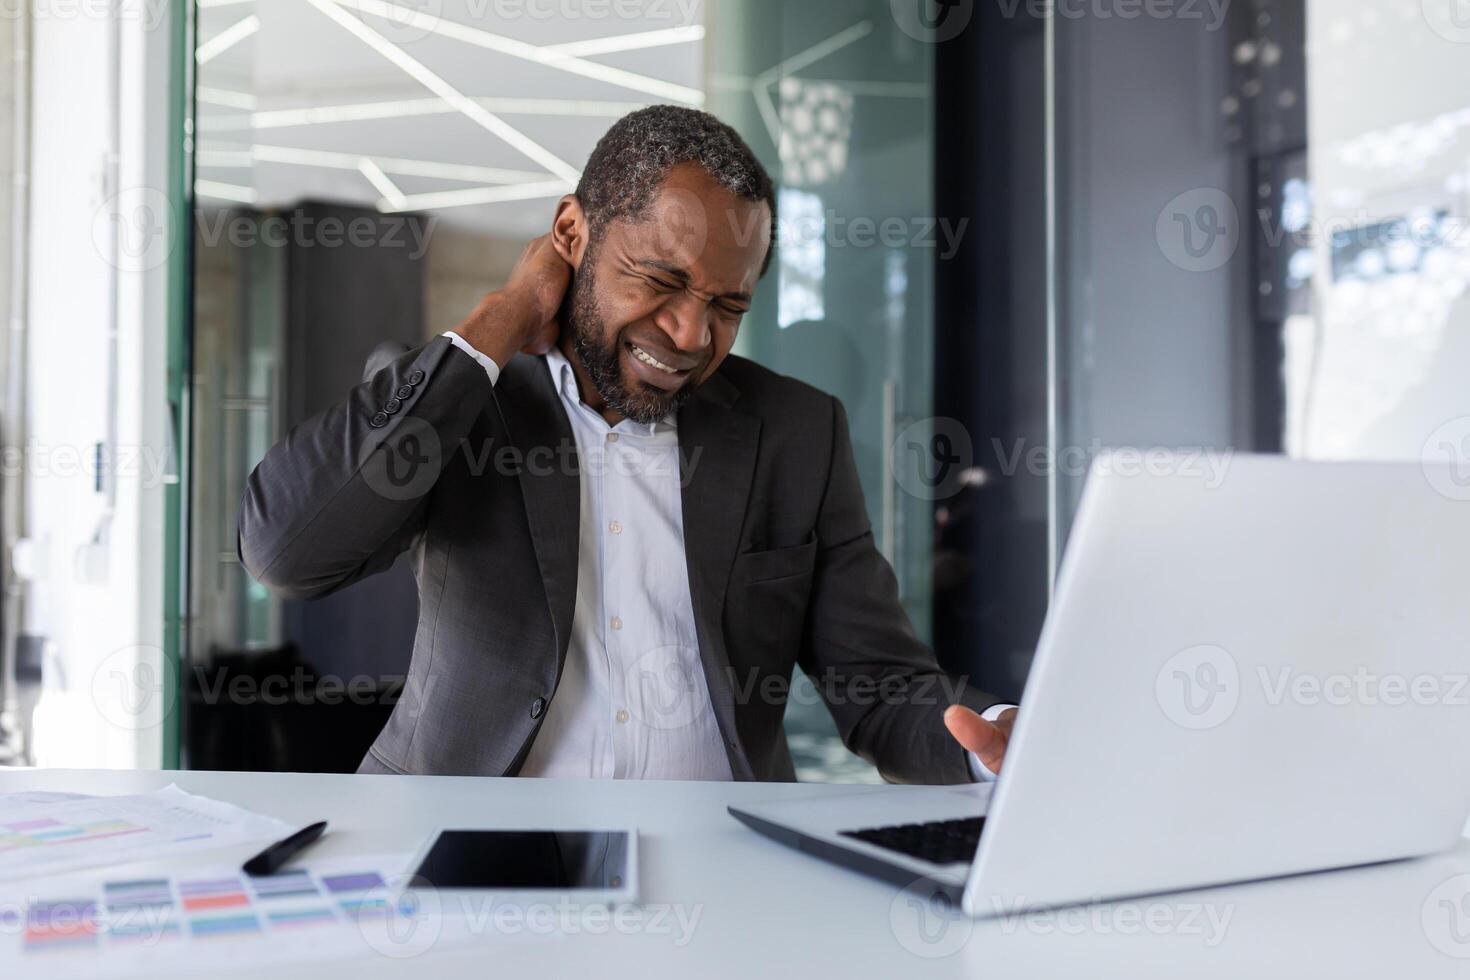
[653,292,712,354]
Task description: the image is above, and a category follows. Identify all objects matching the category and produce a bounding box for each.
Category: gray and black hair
[575,105,777,275]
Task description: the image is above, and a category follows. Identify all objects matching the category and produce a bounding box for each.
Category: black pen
[243,821,329,877]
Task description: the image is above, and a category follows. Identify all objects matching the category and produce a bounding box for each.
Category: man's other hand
[944,704,1017,776]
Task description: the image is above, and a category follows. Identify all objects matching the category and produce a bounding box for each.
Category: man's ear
[551,195,590,269]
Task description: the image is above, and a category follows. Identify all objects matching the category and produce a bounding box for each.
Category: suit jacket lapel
[493,356,581,677]
[678,371,760,779]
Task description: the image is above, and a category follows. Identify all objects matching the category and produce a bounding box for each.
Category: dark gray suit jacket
[237,335,997,782]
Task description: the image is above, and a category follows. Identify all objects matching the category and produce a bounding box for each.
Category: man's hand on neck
[453,234,570,370]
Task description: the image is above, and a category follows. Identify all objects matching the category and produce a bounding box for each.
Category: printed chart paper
[0,785,294,881]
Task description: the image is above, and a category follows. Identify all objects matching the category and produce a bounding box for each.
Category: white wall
[25,6,176,768]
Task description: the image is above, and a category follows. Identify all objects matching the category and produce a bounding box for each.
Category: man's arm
[238,236,570,600]
[237,338,493,600]
[799,396,1003,784]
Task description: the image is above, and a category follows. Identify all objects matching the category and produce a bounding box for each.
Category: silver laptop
[730,454,1470,917]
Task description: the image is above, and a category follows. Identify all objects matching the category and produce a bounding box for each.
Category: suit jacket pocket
[733,535,818,584]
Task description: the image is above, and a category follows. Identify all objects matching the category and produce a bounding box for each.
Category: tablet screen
[410,830,631,890]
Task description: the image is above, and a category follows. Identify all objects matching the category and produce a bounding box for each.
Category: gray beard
[565,258,695,425]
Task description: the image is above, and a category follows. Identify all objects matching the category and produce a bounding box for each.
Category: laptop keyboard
[839,816,986,866]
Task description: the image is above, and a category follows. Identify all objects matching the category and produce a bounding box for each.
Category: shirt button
[530,697,546,719]
[407,369,425,385]
[369,412,389,428]
[395,384,414,400]
[606,432,619,443]
[615,709,629,724]
[610,616,623,631]
[609,520,622,535]
[384,398,402,415]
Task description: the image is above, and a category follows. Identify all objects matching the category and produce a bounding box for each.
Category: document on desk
[0,784,294,881]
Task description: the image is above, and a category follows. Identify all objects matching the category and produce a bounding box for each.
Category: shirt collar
[543,345,678,435]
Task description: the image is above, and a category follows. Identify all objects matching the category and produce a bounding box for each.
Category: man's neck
[556,333,625,427]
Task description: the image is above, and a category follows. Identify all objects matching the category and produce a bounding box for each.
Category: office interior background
[0,0,1466,780]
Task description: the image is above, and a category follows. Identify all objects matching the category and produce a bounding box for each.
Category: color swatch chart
[21,865,397,953]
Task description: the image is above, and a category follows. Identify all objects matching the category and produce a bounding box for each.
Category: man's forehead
[609,175,769,290]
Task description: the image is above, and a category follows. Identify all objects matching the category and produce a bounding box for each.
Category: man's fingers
[944,705,1007,774]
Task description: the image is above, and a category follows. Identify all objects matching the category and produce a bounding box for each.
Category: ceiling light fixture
[196,14,260,64]
[303,0,581,183]
[330,0,704,106]
[545,24,704,58]
[378,180,573,213]
[358,158,410,211]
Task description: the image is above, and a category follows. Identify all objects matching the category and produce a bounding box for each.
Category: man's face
[563,164,771,424]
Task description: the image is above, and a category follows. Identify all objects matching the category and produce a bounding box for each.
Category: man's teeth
[630,344,679,374]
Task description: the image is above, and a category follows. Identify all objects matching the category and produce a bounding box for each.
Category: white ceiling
[195,0,706,238]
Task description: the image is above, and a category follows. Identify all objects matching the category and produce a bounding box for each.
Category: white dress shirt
[443,332,1011,781]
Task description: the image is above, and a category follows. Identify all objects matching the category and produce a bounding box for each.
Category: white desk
[4,768,1468,978]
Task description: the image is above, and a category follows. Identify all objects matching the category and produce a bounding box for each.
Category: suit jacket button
[408,369,425,385]
[395,384,414,400]
[530,697,547,719]
[384,398,402,414]
[370,412,389,428]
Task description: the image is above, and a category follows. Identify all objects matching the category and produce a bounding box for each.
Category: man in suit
[238,106,1017,783]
